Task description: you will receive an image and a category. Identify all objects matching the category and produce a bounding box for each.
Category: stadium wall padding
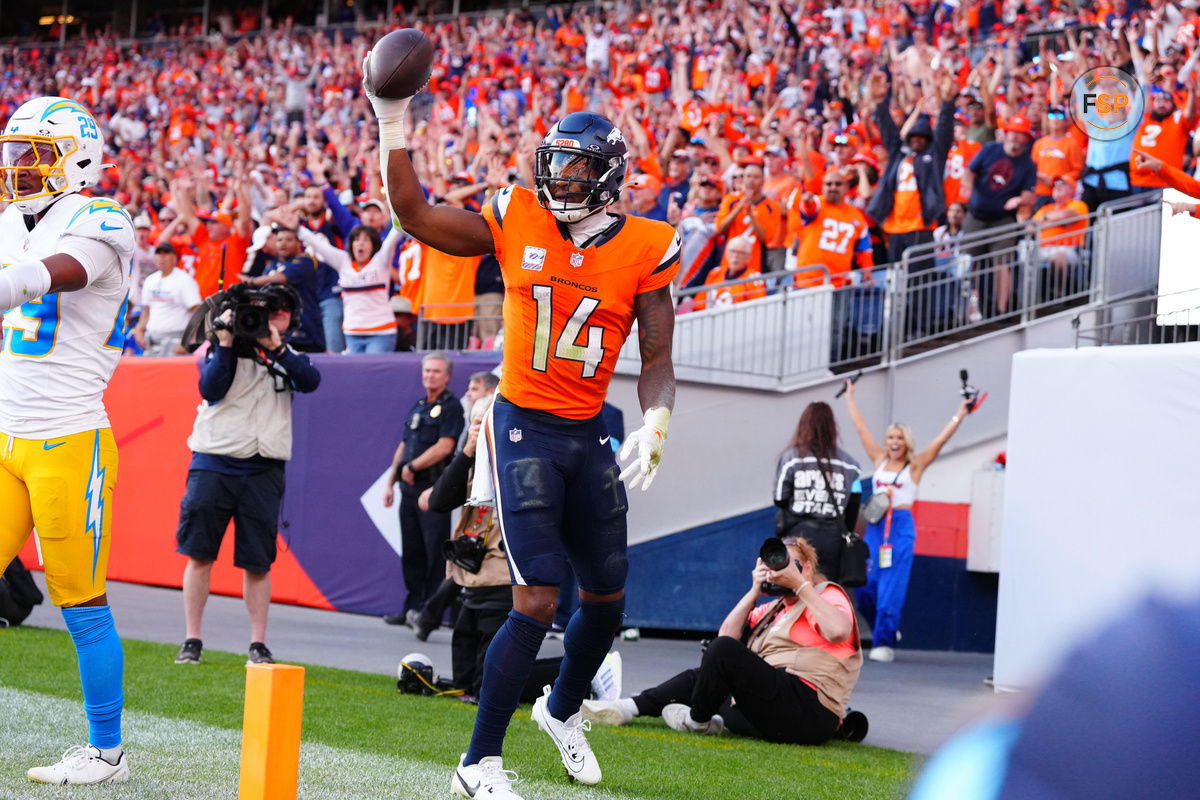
[16,353,995,650]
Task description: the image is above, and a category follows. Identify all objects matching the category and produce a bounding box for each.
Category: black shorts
[175,467,285,573]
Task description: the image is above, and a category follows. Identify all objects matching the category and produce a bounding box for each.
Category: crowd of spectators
[5,0,1196,354]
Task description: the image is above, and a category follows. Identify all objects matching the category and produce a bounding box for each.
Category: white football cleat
[27,745,129,785]
[450,754,523,799]
[590,651,623,701]
[531,686,601,785]
[662,704,724,735]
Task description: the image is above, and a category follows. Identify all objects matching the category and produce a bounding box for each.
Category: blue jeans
[320,296,345,353]
[856,508,916,648]
[344,333,396,354]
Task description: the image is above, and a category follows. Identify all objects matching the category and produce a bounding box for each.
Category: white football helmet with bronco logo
[0,96,107,215]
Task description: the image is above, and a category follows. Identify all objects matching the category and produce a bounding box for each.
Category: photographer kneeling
[173,284,321,666]
[583,536,865,744]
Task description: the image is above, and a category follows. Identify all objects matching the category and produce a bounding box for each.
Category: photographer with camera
[173,283,321,666]
[582,536,865,745]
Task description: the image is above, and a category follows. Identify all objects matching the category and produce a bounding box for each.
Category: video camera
[959,369,987,413]
[211,283,302,341]
[759,538,800,597]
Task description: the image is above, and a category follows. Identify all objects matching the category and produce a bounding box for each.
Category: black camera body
[759,538,799,597]
[442,534,487,574]
[212,283,301,342]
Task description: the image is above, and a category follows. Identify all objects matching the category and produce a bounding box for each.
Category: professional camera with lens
[212,283,301,341]
[759,537,800,597]
[441,533,488,574]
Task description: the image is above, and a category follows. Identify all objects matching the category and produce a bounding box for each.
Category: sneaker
[868,645,895,663]
[662,704,724,735]
[405,609,422,631]
[246,642,275,666]
[545,623,566,641]
[27,745,129,785]
[175,638,202,664]
[450,754,523,799]
[581,699,634,726]
[589,651,622,701]
[531,686,601,785]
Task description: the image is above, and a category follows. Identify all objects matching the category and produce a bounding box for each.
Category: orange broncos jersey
[482,186,680,420]
[792,196,873,288]
[1130,110,1194,188]
[944,140,982,204]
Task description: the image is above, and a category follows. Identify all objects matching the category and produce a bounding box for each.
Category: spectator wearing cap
[628,173,668,222]
[1032,177,1090,299]
[675,176,727,289]
[660,150,693,214]
[1031,107,1085,210]
[959,115,1038,315]
[169,175,254,300]
[693,233,768,311]
[1129,84,1197,194]
[963,96,996,145]
[763,146,799,204]
[865,72,957,270]
[130,213,158,308]
[133,243,203,357]
[244,219,326,353]
[715,158,783,280]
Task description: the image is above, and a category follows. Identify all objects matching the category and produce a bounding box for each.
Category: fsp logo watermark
[1069,67,1145,141]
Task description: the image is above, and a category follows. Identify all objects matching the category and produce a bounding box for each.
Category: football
[364,28,435,100]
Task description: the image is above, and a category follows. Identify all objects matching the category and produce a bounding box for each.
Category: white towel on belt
[467,396,497,506]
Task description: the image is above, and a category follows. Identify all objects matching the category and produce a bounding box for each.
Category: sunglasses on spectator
[833,135,853,145]
[1047,111,1066,119]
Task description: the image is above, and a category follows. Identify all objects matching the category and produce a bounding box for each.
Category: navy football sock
[62,605,124,749]
[464,610,549,765]
[547,597,624,722]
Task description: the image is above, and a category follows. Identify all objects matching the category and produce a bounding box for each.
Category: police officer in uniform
[383,352,464,625]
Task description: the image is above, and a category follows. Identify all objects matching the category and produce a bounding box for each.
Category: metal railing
[406,193,1165,384]
[1074,286,1200,346]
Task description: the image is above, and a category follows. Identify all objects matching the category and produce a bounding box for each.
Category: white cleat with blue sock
[531,685,601,785]
[451,754,523,799]
[27,744,129,785]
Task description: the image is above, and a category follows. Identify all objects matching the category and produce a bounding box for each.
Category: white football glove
[361,54,411,150]
[618,407,671,492]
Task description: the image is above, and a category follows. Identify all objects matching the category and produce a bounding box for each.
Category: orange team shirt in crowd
[693,260,767,311]
[481,185,679,420]
[1031,135,1085,196]
[764,171,799,205]
[944,139,982,204]
[396,239,425,309]
[883,154,930,234]
[417,247,482,322]
[715,194,783,274]
[191,223,248,299]
[1130,109,1195,188]
[1034,200,1089,247]
[792,196,874,288]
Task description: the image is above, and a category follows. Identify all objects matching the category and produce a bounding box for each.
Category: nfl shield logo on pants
[509,428,522,443]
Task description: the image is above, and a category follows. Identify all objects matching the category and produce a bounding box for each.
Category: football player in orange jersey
[367,67,679,799]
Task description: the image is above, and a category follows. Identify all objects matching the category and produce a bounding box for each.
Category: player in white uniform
[0,96,135,785]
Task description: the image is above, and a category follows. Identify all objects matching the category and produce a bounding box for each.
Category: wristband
[952,415,962,424]
[797,580,812,594]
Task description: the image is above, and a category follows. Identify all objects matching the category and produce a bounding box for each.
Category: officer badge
[430,405,442,418]
[509,428,522,442]
[570,252,584,268]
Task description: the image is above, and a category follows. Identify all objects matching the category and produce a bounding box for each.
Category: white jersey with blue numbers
[0,194,134,438]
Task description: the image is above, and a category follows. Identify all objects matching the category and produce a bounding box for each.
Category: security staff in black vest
[382,352,464,625]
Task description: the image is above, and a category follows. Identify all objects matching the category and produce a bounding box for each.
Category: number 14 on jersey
[531,284,605,379]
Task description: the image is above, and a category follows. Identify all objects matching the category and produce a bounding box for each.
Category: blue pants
[344,333,395,353]
[855,509,916,648]
[320,296,345,353]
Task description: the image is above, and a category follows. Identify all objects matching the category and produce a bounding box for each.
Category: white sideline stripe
[0,686,645,800]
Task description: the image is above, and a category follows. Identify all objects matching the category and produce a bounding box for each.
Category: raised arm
[296,226,352,273]
[843,379,885,465]
[911,399,971,480]
[364,67,495,257]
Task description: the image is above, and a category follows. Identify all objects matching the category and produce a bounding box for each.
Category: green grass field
[0,627,919,799]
